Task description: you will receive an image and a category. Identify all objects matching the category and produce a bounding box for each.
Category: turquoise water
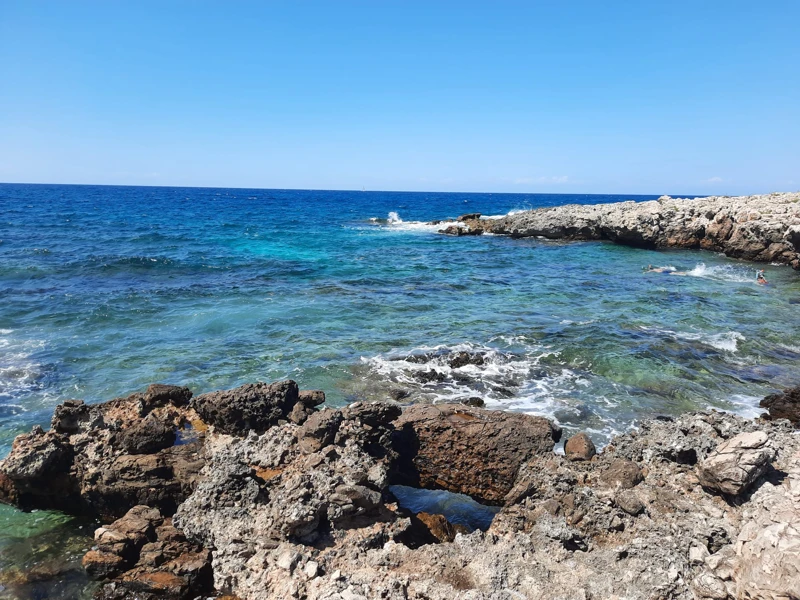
[1,183,799,590]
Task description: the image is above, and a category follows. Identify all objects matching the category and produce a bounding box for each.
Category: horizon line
[0,180,724,198]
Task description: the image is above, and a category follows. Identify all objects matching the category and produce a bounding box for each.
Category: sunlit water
[1,184,799,591]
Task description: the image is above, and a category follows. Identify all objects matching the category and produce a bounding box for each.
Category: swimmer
[757,269,768,285]
[644,265,673,273]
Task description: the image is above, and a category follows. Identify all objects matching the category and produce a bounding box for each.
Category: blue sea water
[1,183,799,594]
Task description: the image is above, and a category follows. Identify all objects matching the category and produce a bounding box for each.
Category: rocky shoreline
[434,192,800,269]
[1,380,798,599]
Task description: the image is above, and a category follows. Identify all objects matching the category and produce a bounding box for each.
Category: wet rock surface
[433,192,800,269]
[2,380,800,599]
[760,384,800,426]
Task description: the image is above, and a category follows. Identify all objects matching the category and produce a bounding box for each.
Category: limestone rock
[696,431,773,496]
[431,192,800,269]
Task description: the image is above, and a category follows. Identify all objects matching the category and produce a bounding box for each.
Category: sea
[1,183,799,596]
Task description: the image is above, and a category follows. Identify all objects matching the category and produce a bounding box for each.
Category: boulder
[696,431,773,496]
[598,458,643,490]
[142,384,193,413]
[191,380,299,435]
[392,404,561,504]
[564,432,596,461]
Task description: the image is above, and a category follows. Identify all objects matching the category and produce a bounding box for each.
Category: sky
[1,1,798,195]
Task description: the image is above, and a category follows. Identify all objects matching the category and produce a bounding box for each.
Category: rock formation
[1,381,799,599]
[435,192,800,269]
[760,384,800,426]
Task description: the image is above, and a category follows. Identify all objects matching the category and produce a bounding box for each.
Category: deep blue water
[1,183,799,593]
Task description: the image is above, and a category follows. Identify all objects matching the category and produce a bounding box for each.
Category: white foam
[724,394,763,419]
[686,263,758,283]
[640,326,744,353]
[380,211,457,233]
[0,332,44,405]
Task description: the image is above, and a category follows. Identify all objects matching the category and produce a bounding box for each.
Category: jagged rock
[6,382,800,600]
[191,380,300,435]
[117,415,176,454]
[415,512,458,543]
[142,384,193,414]
[448,351,485,369]
[86,506,212,599]
[393,404,561,504]
[696,431,774,496]
[564,432,596,461]
[297,409,344,453]
[760,385,800,426]
[457,213,482,221]
[0,386,206,520]
[431,192,800,269]
[51,399,93,433]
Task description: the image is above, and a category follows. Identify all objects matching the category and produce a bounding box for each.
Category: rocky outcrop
[760,385,800,426]
[83,505,212,599]
[392,403,561,504]
[0,385,205,519]
[3,380,800,600]
[434,192,800,269]
[0,381,328,522]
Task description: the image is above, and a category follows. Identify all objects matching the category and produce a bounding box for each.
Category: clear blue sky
[1,1,798,194]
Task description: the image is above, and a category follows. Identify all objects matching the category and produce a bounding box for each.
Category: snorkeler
[757,269,768,285]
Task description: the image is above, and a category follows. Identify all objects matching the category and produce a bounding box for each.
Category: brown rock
[599,458,643,489]
[191,380,299,435]
[116,415,176,455]
[297,409,343,453]
[416,512,457,543]
[82,549,127,579]
[393,404,561,504]
[142,384,193,413]
[564,432,596,461]
[760,386,800,426]
[614,490,644,516]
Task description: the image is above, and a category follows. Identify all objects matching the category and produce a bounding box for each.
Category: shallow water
[1,184,799,589]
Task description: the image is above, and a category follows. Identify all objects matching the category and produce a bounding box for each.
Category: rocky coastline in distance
[0,379,798,600]
[434,192,800,270]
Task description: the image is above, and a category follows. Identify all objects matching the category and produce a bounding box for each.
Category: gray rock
[431,192,800,270]
[696,431,773,496]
